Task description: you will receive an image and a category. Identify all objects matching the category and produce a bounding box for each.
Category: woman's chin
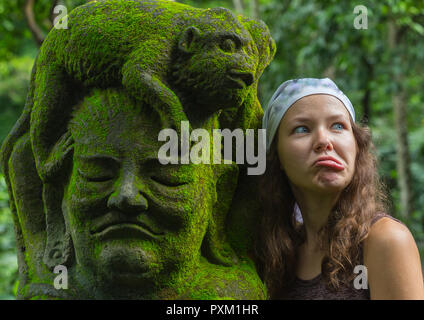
[313,177,348,193]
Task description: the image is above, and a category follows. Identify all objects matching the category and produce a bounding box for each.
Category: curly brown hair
[254,119,390,298]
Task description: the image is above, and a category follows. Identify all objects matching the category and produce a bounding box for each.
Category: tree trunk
[388,19,414,217]
[232,0,244,13]
[49,0,60,29]
[361,56,373,124]
[24,0,45,47]
[249,0,261,102]
[251,0,259,19]
[361,88,370,124]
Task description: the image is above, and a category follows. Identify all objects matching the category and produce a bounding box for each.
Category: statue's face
[63,90,216,295]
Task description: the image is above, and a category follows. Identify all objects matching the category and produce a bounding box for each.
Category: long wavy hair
[255,119,390,298]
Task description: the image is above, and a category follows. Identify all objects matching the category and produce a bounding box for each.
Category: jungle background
[0,0,423,299]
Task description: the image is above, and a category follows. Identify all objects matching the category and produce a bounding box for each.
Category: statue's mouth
[94,223,163,241]
[91,212,165,240]
[227,70,254,88]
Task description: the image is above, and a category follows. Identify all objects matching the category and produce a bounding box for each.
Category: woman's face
[276,94,357,195]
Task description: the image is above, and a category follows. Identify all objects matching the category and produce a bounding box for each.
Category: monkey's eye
[220,38,237,52]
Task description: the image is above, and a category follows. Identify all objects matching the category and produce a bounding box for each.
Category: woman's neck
[292,186,341,247]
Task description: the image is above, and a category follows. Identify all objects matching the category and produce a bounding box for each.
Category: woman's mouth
[314,159,345,171]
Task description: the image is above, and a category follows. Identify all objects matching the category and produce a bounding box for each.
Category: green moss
[169,257,267,299]
[1,0,275,300]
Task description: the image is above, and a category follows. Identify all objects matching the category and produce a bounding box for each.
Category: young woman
[257,78,424,299]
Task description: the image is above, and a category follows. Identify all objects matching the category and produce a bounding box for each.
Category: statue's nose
[107,174,148,214]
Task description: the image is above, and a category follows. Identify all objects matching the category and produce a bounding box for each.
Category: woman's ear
[201,162,239,266]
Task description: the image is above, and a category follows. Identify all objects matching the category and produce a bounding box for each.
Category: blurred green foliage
[0,174,18,299]
[0,0,423,298]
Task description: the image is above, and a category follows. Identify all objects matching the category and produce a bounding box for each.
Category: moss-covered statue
[0,0,275,299]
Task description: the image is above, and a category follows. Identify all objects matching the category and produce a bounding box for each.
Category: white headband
[262,78,355,154]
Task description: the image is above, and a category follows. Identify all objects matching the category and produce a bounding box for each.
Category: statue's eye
[150,166,193,187]
[220,38,237,52]
[151,175,188,187]
[77,168,115,182]
[76,156,119,183]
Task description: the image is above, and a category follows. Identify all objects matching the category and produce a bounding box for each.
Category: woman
[257,78,424,299]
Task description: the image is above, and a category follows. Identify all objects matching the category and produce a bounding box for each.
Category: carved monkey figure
[24,0,275,181]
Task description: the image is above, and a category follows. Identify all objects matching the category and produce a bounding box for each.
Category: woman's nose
[313,129,333,152]
[107,174,148,214]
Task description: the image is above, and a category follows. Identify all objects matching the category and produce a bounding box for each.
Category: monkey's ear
[178,26,201,54]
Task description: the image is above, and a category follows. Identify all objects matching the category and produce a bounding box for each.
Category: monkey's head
[236,14,276,81]
[170,8,274,117]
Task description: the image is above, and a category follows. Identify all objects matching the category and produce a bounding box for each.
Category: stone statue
[0,0,275,299]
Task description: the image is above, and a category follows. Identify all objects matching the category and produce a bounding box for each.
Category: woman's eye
[332,123,345,130]
[151,176,188,187]
[220,38,236,52]
[294,126,309,134]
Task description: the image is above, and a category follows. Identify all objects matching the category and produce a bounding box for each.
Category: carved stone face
[2,1,274,300]
[64,89,217,297]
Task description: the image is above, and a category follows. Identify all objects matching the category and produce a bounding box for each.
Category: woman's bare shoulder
[363,216,424,299]
[365,216,411,246]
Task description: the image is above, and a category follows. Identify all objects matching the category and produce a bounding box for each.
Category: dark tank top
[280,213,403,300]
